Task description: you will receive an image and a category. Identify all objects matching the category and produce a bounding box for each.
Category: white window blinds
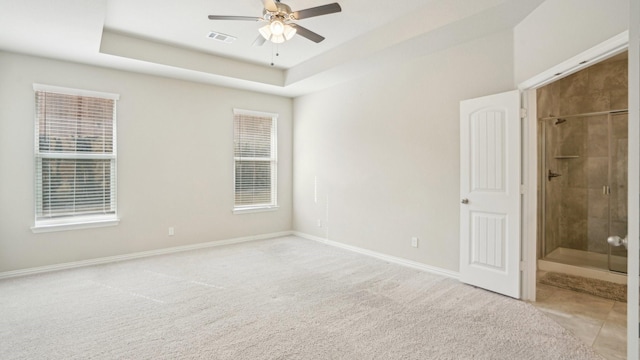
[34,85,118,224]
[233,109,277,210]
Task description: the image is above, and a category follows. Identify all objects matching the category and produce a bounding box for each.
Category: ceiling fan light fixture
[271,34,286,44]
[259,24,272,40]
[269,20,285,36]
[260,20,296,43]
[283,24,297,40]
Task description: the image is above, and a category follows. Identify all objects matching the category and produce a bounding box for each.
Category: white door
[459,90,521,299]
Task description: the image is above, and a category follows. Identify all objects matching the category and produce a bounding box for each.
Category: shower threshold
[538,247,627,285]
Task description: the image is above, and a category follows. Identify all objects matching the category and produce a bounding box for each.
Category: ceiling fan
[208,0,342,45]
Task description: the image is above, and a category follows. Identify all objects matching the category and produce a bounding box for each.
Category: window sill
[31,217,120,233]
[232,206,279,215]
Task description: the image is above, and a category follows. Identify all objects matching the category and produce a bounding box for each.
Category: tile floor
[532,273,627,360]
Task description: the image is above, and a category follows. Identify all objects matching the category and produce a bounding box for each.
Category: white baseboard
[0,231,459,281]
[294,232,460,280]
[0,231,294,280]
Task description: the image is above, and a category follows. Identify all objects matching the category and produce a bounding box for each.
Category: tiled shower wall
[537,53,628,256]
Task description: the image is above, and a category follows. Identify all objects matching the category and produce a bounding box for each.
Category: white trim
[521,89,538,302]
[294,232,460,280]
[0,231,294,280]
[31,217,119,233]
[233,108,279,119]
[33,83,120,100]
[518,31,628,91]
[232,205,280,214]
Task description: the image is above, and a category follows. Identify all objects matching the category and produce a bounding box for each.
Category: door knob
[461,198,469,204]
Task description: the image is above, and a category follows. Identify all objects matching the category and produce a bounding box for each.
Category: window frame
[31,84,120,233]
[232,108,278,214]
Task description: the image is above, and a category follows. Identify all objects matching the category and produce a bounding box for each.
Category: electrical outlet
[411,237,419,248]
[317,219,322,228]
[168,227,175,236]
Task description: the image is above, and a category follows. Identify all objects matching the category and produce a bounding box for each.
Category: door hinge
[519,261,526,271]
[520,108,528,119]
[520,185,527,194]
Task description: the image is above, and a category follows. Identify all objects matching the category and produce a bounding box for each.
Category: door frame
[518,31,629,302]
[517,29,638,357]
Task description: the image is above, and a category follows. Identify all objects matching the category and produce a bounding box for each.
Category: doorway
[536,51,628,278]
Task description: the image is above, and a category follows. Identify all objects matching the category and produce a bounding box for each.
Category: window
[233,109,278,213]
[33,84,119,231]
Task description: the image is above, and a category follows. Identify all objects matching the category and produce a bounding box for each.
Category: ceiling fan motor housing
[264,3,293,21]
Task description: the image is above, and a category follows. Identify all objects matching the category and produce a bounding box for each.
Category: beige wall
[292,31,515,272]
[0,51,293,272]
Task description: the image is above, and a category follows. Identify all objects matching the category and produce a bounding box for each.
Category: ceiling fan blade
[292,3,341,20]
[252,35,267,46]
[291,24,325,43]
[264,0,278,12]
[208,15,262,21]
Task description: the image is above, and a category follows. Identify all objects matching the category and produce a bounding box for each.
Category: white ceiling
[104,0,434,69]
[0,0,545,97]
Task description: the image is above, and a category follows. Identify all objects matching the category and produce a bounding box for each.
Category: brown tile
[603,60,628,91]
[588,59,627,100]
[587,217,609,254]
[558,69,589,98]
[587,157,609,189]
[561,187,588,219]
[611,114,628,139]
[587,116,609,157]
[608,302,627,326]
[559,220,588,250]
[559,119,585,155]
[593,316,626,360]
[560,92,610,115]
[610,89,628,110]
[533,278,627,359]
[534,286,610,346]
[540,310,603,346]
[588,188,609,219]
[537,286,616,321]
[587,62,608,92]
[537,87,559,118]
[535,282,557,302]
[566,157,586,187]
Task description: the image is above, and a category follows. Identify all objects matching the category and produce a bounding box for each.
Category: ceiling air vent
[207,31,236,44]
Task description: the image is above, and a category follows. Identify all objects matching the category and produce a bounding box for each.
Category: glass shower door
[608,113,628,273]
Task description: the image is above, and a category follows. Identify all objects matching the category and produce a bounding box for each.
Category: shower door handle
[607,235,628,250]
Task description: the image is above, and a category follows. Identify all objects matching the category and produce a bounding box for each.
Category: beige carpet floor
[0,236,603,359]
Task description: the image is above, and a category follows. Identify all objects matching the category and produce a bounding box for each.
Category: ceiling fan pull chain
[270,43,275,66]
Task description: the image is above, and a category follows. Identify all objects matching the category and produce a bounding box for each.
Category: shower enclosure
[540,110,628,273]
